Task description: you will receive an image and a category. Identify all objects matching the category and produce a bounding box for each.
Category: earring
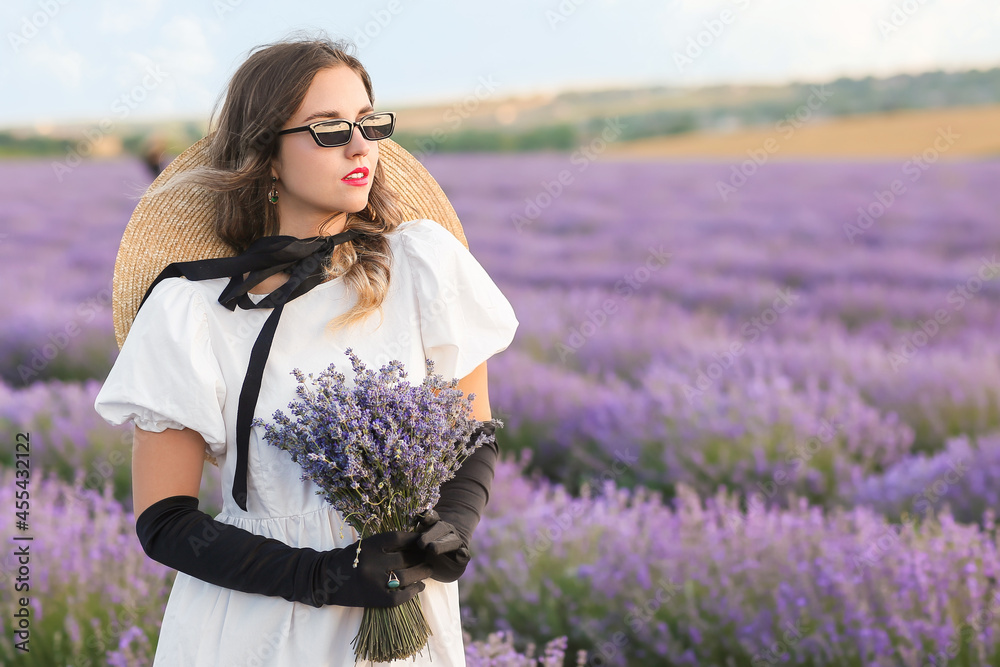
[268,176,279,205]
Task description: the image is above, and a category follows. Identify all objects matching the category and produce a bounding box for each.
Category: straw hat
[111,134,468,350]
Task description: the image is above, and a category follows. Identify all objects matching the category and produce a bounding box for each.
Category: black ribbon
[135,228,363,511]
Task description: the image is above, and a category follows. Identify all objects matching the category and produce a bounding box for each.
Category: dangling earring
[268,176,279,205]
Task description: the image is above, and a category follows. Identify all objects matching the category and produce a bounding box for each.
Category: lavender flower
[464,631,574,667]
[253,349,499,534]
[253,348,500,663]
[463,456,1000,665]
[0,466,170,666]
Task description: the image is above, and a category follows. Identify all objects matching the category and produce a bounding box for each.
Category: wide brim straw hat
[111,134,467,350]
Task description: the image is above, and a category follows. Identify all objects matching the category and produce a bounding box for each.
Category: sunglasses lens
[311,113,394,146]
[313,121,352,146]
[360,113,394,140]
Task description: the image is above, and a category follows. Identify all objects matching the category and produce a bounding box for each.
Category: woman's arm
[130,424,430,607]
[455,361,492,421]
[132,425,206,518]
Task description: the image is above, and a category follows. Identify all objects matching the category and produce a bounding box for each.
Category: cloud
[140,15,219,115]
[153,15,217,75]
[20,39,85,89]
[98,0,163,35]
[658,0,1000,85]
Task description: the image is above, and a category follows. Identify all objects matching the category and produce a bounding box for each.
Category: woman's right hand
[314,530,434,608]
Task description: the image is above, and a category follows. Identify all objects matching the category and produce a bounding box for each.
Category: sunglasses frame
[276,111,396,148]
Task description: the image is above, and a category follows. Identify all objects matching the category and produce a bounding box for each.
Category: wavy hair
[145,30,418,332]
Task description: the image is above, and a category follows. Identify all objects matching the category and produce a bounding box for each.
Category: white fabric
[94,218,518,667]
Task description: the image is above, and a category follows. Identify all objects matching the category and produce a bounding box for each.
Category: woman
[94,33,518,666]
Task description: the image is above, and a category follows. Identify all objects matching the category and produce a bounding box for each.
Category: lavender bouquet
[252,348,500,663]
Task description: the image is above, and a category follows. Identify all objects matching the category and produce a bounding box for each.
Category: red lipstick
[342,166,369,186]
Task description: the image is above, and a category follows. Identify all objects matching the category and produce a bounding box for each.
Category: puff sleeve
[93,277,228,457]
[399,218,519,382]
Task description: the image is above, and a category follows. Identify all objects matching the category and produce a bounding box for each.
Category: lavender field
[2,152,1000,665]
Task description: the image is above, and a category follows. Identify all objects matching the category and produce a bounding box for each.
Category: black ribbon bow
[135,228,363,511]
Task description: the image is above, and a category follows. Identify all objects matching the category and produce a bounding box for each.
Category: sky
[1,0,999,129]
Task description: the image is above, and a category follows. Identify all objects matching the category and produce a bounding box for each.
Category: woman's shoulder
[389,218,467,263]
[390,217,453,241]
[139,275,226,319]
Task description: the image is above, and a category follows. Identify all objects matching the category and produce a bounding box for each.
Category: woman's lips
[342,167,368,186]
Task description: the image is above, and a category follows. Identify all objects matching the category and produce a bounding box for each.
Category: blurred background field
[5,68,1000,161]
[4,1,1000,665]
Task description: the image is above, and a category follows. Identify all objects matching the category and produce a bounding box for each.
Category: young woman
[94,34,518,666]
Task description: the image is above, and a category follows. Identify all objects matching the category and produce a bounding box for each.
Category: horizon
[4,62,998,135]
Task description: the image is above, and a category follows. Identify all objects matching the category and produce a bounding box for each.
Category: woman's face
[271,65,379,236]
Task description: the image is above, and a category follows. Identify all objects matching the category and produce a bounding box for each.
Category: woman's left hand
[413,509,471,582]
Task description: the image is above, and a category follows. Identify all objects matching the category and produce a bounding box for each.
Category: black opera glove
[135,494,433,608]
[414,420,500,583]
[414,509,470,583]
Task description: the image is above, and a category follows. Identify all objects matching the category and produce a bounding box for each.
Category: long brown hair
[146,30,417,332]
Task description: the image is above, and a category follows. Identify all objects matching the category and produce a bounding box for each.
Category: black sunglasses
[277,111,396,147]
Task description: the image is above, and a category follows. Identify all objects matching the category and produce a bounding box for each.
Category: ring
[387,571,400,589]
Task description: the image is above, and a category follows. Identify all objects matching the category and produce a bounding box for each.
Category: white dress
[94,218,519,667]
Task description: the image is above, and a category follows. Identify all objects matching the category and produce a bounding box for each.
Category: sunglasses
[276,111,396,148]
